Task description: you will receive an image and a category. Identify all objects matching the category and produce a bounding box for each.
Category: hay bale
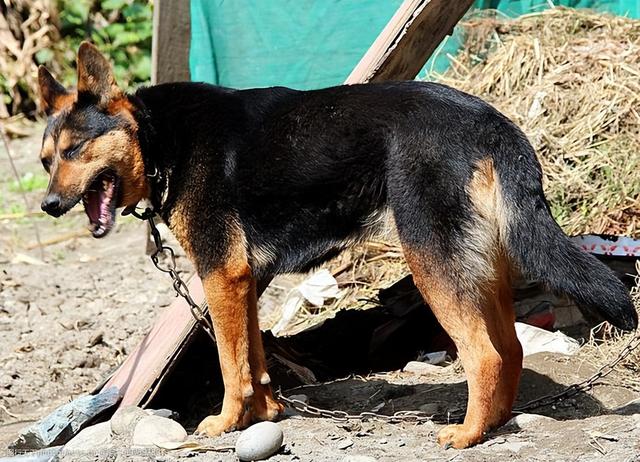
[436,7,640,237]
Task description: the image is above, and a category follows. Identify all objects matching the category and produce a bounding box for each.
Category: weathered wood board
[151,0,190,84]
[103,277,205,406]
[346,0,474,83]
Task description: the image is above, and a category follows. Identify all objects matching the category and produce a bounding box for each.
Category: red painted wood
[104,275,203,406]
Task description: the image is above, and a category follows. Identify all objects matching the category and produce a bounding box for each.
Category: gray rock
[110,406,147,437]
[403,361,442,375]
[146,408,178,419]
[63,422,112,451]
[288,394,309,404]
[504,413,555,429]
[235,421,284,461]
[10,387,120,450]
[337,438,354,449]
[614,398,640,415]
[132,415,187,447]
[418,403,440,415]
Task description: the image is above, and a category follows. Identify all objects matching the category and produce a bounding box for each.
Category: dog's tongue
[85,189,101,224]
[83,176,116,237]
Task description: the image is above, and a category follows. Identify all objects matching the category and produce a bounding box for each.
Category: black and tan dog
[37,42,637,448]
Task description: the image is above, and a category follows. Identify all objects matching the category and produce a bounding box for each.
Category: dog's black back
[135,80,636,331]
[139,83,498,274]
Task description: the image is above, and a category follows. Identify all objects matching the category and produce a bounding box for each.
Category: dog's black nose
[41,193,62,216]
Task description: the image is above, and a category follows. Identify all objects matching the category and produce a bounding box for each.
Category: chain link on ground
[133,207,640,425]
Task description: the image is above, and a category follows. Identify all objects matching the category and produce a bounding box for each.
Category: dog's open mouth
[82,171,120,238]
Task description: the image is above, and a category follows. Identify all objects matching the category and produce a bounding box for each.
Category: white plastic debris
[515,322,580,357]
[271,269,341,335]
[416,350,447,365]
[403,361,442,375]
[527,90,547,120]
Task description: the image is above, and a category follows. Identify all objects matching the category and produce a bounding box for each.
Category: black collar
[128,94,168,214]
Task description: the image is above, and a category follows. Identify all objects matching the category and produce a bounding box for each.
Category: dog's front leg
[246,277,284,421]
[196,264,254,436]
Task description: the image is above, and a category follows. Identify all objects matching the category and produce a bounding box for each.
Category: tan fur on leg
[195,245,254,436]
[246,278,284,422]
[402,248,521,449]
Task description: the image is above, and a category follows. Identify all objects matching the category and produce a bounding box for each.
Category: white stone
[132,415,187,447]
[146,408,178,419]
[504,413,555,429]
[110,406,147,436]
[63,421,112,451]
[288,394,309,404]
[337,438,354,449]
[403,361,442,375]
[235,421,284,461]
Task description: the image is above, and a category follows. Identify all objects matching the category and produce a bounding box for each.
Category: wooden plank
[345,0,474,83]
[104,276,204,406]
[151,0,191,84]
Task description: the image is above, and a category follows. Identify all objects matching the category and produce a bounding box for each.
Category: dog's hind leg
[393,158,522,448]
[402,248,521,448]
[486,256,522,428]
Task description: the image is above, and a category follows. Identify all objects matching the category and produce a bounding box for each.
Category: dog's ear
[77,41,121,106]
[38,66,70,116]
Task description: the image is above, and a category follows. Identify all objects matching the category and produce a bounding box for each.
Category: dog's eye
[41,157,51,173]
[61,143,84,159]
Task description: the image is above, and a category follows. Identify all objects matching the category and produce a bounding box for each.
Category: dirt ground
[2,128,640,461]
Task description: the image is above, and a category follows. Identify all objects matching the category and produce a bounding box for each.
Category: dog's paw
[437,424,484,449]
[195,413,246,437]
[252,391,284,422]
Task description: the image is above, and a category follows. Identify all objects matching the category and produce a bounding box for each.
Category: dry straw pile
[0,0,57,121]
[437,7,640,237]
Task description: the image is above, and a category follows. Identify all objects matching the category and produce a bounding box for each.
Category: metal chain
[131,207,217,343]
[275,390,461,424]
[276,331,640,424]
[514,329,640,412]
[130,206,640,424]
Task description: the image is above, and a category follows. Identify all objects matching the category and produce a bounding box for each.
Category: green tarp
[190,0,639,89]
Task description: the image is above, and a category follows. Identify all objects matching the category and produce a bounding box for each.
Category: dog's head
[38,42,149,238]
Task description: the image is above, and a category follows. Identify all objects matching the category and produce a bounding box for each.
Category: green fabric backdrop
[190,0,639,89]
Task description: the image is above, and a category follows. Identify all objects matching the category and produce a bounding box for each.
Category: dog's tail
[494,131,637,331]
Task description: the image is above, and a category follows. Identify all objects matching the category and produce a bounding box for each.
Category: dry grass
[436,7,640,237]
[0,0,58,119]
[578,261,640,388]
[267,232,410,336]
